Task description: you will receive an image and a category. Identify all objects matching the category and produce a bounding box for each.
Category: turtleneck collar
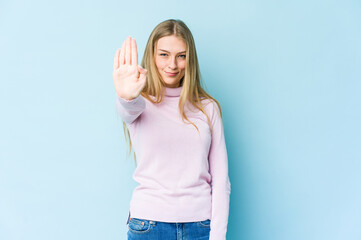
[164,85,183,97]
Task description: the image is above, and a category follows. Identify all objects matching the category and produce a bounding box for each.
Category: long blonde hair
[123,19,223,165]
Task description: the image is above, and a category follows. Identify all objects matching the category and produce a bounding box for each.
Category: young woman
[113,19,231,240]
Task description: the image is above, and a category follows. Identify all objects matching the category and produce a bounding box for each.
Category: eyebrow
[158,49,186,54]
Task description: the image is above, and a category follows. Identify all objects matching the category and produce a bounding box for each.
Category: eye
[160,53,168,57]
[178,54,186,58]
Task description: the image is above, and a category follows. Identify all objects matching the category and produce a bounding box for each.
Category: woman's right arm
[113,36,147,124]
[115,94,145,124]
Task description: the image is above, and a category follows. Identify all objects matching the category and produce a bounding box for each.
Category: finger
[113,48,120,69]
[131,38,138,66]
[138,70,147,85]
[125,36,131,65]
[138,65,147,74]
[119,40,126,65]
[138,66,147,82]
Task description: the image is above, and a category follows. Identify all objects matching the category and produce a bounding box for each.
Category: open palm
[113,36,147,100]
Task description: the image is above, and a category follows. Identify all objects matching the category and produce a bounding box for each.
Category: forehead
[156,35,186,52]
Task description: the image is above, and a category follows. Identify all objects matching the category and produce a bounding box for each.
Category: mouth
[165,71,178,77]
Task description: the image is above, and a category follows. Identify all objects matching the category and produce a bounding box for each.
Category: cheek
[155,57,160,68]
[155,57,163,69]
[179,60,186,71]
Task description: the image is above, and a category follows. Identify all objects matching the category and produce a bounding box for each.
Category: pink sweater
[115,85,231,240]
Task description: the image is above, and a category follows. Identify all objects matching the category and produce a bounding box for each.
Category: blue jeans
[126,214,211,240]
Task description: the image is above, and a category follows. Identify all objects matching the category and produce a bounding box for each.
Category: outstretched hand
[113,36,147,100]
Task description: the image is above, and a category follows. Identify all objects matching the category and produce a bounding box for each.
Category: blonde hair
[123,19,223,165]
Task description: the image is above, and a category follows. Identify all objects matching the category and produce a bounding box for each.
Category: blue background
[1,0,360,239]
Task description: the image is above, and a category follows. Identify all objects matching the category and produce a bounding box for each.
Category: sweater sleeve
[115,94,146,124]
[208,101,231,240]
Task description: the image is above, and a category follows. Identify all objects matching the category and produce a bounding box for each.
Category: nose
[168,56,177,70]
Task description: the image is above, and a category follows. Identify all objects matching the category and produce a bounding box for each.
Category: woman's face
[155,35,187,88]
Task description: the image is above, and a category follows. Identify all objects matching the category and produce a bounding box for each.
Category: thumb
[138,65,148,75]
[138,70,147,85]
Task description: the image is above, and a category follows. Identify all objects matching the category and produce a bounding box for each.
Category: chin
[163,79,179,86]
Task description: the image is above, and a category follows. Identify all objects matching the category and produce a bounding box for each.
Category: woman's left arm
[208,101,231,240]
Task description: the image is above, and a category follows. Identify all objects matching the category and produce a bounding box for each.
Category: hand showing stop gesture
[113,36,147,100]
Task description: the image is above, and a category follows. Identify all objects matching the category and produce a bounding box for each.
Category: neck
[164,85,183,97]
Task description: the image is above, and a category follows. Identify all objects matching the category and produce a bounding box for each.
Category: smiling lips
[165,71,178,77]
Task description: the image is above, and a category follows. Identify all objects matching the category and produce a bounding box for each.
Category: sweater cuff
[117,95,137,102]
